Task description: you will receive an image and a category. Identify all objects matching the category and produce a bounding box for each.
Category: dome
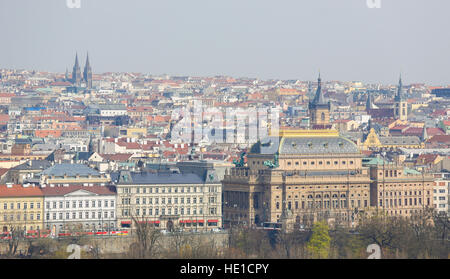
[250,130,360,155]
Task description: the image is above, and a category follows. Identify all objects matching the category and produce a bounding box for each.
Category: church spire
[74,52,79,67]
[313,72,326,105]
[395,73,403,102]
[85,52,90,69]
[83,52,93,89]
[422,123,428,141]
[72,52,81,86]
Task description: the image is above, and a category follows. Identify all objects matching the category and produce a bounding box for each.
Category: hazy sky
[1,0,449,84]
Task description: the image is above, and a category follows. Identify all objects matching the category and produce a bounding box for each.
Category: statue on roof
[264,152,279,169]
[233,152,246,167]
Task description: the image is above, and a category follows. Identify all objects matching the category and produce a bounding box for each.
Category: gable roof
[40,185,116,196]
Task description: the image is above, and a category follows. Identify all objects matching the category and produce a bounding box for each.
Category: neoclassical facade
[222,129,372,229]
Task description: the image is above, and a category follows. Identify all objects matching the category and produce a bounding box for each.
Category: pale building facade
[41,185,117,233]
[114,171,222,231]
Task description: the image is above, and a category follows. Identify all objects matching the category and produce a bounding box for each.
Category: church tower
[83,52,93,89]
[394,75,408,121]
[308,73,331,129]
[72,53,82,87]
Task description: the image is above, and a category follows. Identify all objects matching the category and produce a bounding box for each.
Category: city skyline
[1,0,450,84]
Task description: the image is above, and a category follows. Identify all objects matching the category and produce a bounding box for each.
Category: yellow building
[362,128,424,150]
[119,127,147,138]
[223,129,372,230]
[363,158,434,218]
[0,184,44,232]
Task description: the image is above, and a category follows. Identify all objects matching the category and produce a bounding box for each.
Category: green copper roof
[362,157,390,165]
[403,168,421,175]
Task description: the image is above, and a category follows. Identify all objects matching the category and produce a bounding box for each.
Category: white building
[41,185,117,233]
[98,104,127,117]
[433,173,449,216]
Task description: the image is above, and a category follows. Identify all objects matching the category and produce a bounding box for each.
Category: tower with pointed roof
[71,53,82,87]
[394,74,408,121]
[83,52,93,89]
[366,92,379,111]
[308,73,331,129]
[421,123,428,142]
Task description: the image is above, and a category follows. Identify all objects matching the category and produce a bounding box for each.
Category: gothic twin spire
[72,52,92,88]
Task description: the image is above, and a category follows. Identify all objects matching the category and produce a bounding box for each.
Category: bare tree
[130,215,161,258]
[6,225,24,257]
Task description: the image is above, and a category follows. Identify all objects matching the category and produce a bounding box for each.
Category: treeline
[1,210,448,259]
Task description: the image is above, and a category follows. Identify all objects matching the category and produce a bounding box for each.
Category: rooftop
[40,163,100,177]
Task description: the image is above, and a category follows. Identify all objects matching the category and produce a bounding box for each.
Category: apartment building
[432,173,449,215]
[114,170,222,231]
[0,183,44,231]
[41,185,116,233]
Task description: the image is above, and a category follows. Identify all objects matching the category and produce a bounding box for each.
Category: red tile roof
[0,168,9,177]
[416,154,441,165]
[100,154,133,162]
[0,184,43,197]
[426,128,445,137]
[428,135,450,143]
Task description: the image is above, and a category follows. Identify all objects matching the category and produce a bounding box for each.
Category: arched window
[321,112,325,121]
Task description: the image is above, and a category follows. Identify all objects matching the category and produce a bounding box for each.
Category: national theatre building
[222,129,372,229]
